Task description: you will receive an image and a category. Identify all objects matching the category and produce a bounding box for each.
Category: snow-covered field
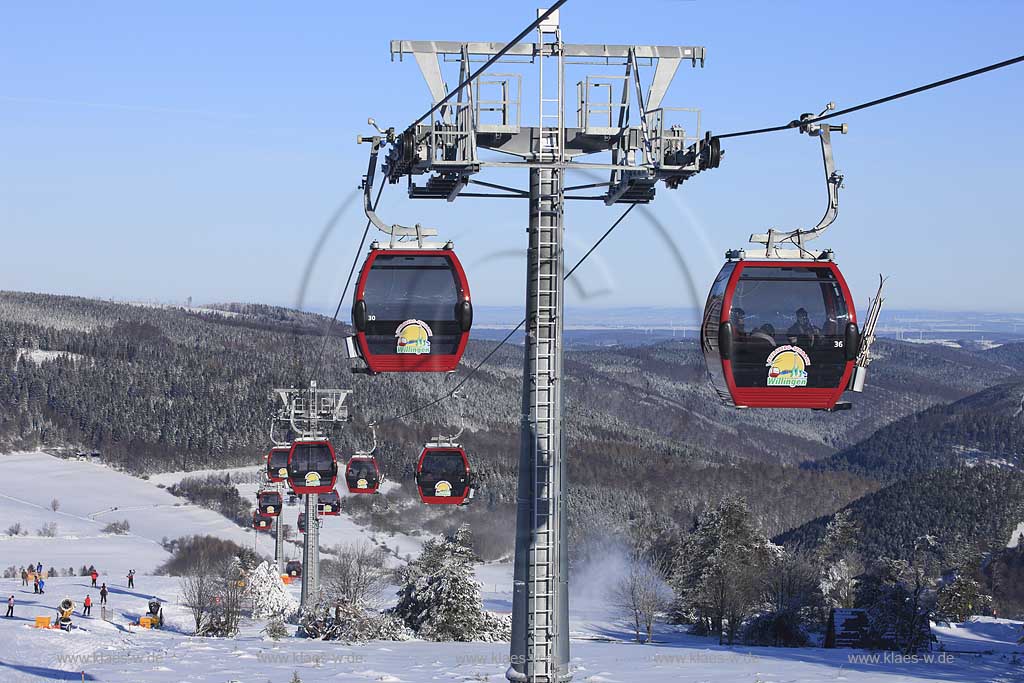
[2,451,1023,683]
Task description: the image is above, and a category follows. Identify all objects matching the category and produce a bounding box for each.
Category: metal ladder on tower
[528,13,564,683]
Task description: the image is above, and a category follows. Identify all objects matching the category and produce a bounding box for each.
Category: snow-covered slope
[2,452,1023,683]
[1,574,1021,683]
[150,465,427,563]
[0,452,258,575]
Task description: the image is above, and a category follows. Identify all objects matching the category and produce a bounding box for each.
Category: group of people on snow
[4,563,133,620]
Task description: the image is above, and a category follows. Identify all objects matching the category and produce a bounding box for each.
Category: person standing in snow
[127,569,135,589]
[5,595,12,618]
[99,583,108,605]
[38,578,45,594]
[90,569,98,588]
[20,569,27,586]
[36,562,42,575]
[32,576,39,594]
[83,595,92,617]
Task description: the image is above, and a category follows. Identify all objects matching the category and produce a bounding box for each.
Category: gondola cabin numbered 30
[351,246,472,373]
[286,439,338,495]
[415,445,473,505]
[701,259,859,410]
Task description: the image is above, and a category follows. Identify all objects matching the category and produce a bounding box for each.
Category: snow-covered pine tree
[935,573,992,622]
[670,496,781,644]
[393,523,484,641]
[247,561,299,620]
[817,509,862,610]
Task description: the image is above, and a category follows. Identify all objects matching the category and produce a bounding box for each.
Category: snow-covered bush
[247,561,298,621]
[298,599,413,642]
[262,617,290,640]
[477,611,512,642]
[37,522,57,537]
[743,610,810,647]
[102,519,130,535]
[6,522,22,536]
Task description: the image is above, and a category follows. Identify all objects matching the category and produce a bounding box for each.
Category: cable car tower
[366,8,721,681]
[272,382,351,608]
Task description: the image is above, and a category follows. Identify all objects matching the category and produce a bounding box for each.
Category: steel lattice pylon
[375,8,720,681]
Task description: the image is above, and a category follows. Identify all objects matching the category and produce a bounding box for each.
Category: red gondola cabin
[266,446,290,484]
[415,445,473,505]
[351,246,472,373]
[286,440,338,495]
[252,511,273,532]
[317,488,342,516]
[701,258,859,410]
[345,454,381,494]
[257,490,283,518]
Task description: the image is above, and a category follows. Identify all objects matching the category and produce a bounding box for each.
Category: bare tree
[50,498,60,512]
[180,557,216,635]
[322,543,390,610]
[609,555,673,644]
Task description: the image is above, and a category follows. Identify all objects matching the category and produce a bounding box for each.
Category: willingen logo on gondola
[766,345,811,387]
[435,480,453,497]
[305,472,321,485]
[395,319,433,355]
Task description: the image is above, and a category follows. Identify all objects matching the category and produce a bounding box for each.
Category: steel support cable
[305,181,386,387]
[375,202,635,425]
[715,52,1024,140]
[406,1,570,131]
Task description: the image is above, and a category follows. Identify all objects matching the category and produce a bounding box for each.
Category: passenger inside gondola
[728,267,850,389]
[787,307,822,347]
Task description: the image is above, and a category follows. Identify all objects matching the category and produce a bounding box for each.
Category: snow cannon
[57,598,75,631]
[147,600,164,628]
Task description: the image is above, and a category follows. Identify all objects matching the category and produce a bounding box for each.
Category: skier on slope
[99,583,108,605]
[90,569,98,588]
[83,595,92,617]
[5,595,12,618]
[127,569,135,589]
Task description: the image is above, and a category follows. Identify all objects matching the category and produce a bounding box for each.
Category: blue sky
[2,1,1023,315]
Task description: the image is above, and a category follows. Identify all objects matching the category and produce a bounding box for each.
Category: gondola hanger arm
[749,102,848,258]
[358,121,446,249]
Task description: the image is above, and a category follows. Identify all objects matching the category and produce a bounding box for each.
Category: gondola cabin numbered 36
[351,246,472,373]
[286,439,338,495]
[701,259,859,410]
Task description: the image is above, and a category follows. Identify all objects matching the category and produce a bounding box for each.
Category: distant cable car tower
[271,382,351,609]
